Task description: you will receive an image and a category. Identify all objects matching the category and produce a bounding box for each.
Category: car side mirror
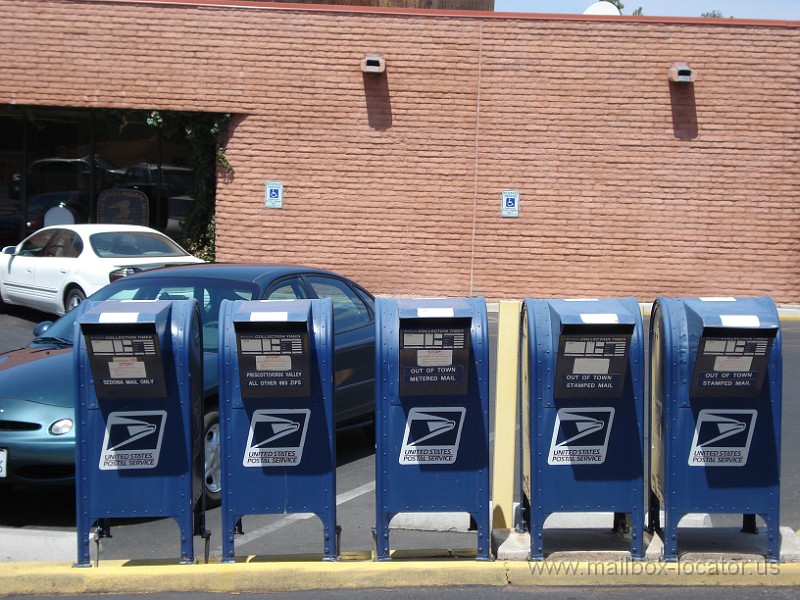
[33,321,53,337]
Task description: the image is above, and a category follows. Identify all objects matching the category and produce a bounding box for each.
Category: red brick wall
[3,1,799,302]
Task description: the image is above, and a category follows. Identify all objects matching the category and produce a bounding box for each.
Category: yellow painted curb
[0,559,505,595]
[2,558,800,595]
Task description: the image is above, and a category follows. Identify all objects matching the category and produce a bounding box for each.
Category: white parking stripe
[217,481,376,550]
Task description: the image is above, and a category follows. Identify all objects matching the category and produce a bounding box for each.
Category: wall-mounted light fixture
[668,62,696,83]
[361,53,386,74]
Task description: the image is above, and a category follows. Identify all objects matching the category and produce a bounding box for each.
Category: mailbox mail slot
[375,297,491,560]
[522,298,645,560]
[218,299,338,561]
[74,299,205,567]
[649,296,782,562]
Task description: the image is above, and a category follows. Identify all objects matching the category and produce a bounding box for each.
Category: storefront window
[0,107,194,246]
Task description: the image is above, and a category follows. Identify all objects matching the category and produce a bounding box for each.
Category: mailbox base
[522,497,645,561]
[75,505,206,568]
[649,492,781,563]
[221,511,340,563]
[374,510,492,561]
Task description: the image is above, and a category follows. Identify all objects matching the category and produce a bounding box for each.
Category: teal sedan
[0,264,376,505]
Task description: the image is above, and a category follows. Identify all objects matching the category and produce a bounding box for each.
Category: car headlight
[109,267,142,282]
[49,419,74,435]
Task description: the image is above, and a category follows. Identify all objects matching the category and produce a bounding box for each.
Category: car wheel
[203,409,222,508]
[65,287,86,312]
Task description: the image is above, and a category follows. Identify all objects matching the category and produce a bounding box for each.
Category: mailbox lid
[395,297,487,399]
[683,297,779,400]
[546,297,641,327]
[231,299,313,324]
[530,298,643,404]
[79,299,173,325]
[683,296,780,330]
[396,297,482,320]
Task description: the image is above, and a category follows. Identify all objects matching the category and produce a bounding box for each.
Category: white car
[0,224,204,315]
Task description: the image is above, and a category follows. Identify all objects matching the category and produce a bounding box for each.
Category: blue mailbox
[374,297,491,560]
[521,298,645,560]
[649,296,781,562]
[74,299,206,567]
[218,299,338,561]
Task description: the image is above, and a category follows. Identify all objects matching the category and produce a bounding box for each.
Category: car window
[18,229,55,257]
[90,231,190,258]
[69,233,84,257]
[42,229,81,258]
[306,275,372,331]
[265,278,308,301]
[39,278,259,350]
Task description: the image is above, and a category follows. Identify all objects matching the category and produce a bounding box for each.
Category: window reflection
[0,107,195,247]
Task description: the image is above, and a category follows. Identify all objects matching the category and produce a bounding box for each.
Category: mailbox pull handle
[194,504,212,564]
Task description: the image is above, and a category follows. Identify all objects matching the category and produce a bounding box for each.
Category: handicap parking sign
[501,190,519,218]
[265,181,284,208]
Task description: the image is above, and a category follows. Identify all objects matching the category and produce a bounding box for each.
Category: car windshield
[33,277,260,351]
[91,231,191,258]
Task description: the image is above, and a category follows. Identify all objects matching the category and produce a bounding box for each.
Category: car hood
[0,347,74,407]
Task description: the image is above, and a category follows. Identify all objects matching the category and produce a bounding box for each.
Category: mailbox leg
[177,515,196,565]
[221,510,239,563]
[374,512,394,560]
[74,515,92,568]
[321,515,339,561]
[661,512,680,563]
[630,505,645,561]
[763,512,781,563]
[528,507,546,561]
[474,511,492,561]
[74,456,92,567]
